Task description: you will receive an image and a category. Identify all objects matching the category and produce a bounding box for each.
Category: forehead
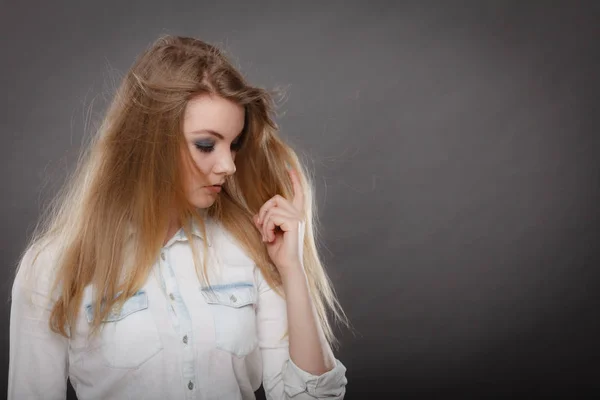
[183,94,245,139]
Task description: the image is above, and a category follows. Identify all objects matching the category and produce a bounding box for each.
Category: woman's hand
[254,168,339,378]
[253,168,305,276]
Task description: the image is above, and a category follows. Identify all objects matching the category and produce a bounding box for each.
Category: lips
[204,185,222,193]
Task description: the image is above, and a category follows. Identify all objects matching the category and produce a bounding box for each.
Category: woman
[8,35,348,399]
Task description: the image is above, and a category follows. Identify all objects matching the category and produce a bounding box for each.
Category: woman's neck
[163,209,181,246]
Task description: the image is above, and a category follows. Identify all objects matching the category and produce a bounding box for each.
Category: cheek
[184,153,210,187]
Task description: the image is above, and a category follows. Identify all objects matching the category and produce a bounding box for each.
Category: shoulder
[13,237,63,303]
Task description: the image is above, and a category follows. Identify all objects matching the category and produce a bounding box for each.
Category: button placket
[157,242,198,396]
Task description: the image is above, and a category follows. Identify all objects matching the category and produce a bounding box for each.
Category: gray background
[2,1,599,398]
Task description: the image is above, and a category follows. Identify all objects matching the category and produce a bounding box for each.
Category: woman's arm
[280,264,336,376]
[8,246,69,400]
[255,268,347,400]
[254,167,347,398]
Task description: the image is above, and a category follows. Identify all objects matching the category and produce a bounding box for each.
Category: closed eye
[231,135,244,152]
[194,135,244,154]
[194,141,214,153]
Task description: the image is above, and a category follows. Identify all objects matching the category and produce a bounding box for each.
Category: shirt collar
[164,218,206,248]
[126,217,211,248]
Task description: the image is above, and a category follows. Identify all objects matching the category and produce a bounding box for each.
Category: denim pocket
[85,289,163,369]
[201,282,258,357]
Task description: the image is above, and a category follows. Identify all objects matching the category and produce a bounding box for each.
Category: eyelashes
[194,142,215,153]
[194,137,243,153]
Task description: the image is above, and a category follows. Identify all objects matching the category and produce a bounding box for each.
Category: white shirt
[8,218,347,399]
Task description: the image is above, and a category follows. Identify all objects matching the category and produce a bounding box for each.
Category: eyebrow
[189,129,225,140]
[188,129,244,140]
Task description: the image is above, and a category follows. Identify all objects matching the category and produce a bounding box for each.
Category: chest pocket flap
[200,282,258,357]
[82,289,162,369]
[85,289,148,323]
[201,283,255,308]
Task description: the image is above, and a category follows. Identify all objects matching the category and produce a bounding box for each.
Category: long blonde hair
[15,35,347,347]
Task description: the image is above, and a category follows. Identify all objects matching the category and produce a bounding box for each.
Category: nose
[213,150,236,176]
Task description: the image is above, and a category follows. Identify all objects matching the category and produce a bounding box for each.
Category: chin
[191,195,217,209]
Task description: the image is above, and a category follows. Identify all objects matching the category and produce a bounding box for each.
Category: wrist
[279,262,307,286]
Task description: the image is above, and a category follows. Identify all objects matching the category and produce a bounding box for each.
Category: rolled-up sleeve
[8,245,69,400]
[254,268,347,399]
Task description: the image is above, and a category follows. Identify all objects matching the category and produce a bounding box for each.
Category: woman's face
[181,93,245,209]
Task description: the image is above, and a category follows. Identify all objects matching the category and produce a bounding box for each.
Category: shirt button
[183,335,188,344]
[188,381,194,390]
[160,252,165,261]
[169,293,175,301]
[230,294,237,303]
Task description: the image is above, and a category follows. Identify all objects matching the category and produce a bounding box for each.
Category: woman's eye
[194,137,243,154]
[194,142,214,153]
[231,135,244,152]
[231,140,242,152]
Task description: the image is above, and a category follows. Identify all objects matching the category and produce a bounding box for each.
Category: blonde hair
[15,35,347,347]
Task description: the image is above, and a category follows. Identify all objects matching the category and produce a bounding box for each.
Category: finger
[258,195,293,224]
[257,198,274,226]
[262,211,270,242]
[253,214,263,238]
[263,215,286,243]
[263,207,283,242]
[272,194,296,214]
[261,206,273,241]
[262,208,295,242]
[288,168,305,212]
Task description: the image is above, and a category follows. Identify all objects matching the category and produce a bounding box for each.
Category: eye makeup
[194,140,215,153]
[193,134,244,153]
